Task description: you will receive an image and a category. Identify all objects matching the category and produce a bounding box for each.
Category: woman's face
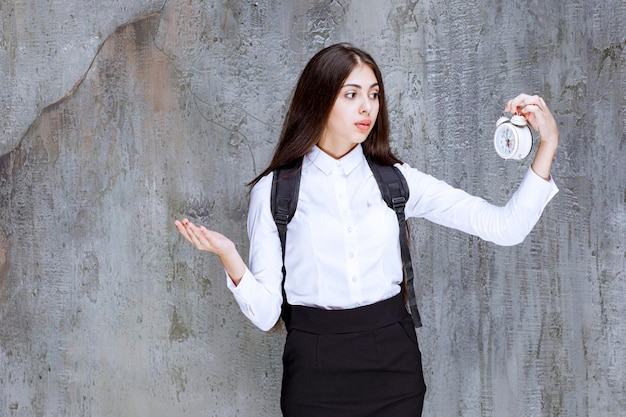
[318,64,380,159]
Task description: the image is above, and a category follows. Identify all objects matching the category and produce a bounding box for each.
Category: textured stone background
[1,1,624,416]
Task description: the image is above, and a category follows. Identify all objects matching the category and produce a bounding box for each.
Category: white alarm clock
[493,114,533,159]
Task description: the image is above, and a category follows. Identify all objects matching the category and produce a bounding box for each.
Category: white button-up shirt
[228,145,558,330]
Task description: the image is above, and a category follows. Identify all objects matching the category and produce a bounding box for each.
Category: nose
[360,99,371,115]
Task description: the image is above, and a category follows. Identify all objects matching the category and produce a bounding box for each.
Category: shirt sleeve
[225,173,284,331]
[399,164,558,246]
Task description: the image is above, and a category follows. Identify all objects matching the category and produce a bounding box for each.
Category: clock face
[494,124,517,158]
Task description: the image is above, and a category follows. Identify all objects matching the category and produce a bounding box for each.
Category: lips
[355,120,371,131]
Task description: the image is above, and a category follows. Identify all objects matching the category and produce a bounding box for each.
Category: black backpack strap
[270,157,303,327]
[367,158,422,328]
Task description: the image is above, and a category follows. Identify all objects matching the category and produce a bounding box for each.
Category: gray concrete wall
[0,1,624,416]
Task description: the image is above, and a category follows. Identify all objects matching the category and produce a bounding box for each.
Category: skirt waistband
[287,293,409,334]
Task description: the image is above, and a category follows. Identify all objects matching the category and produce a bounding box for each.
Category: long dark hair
[249,43,401,187]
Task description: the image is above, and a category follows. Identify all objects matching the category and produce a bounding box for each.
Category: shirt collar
[306,144,365,176]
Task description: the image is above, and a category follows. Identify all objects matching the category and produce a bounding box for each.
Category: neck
[317,142,358,160]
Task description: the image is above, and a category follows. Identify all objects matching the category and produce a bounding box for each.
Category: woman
[175,43,559,416]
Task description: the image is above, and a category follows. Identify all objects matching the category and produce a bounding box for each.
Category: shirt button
[348,252,355,258]
[347,226,353,233]
[351,276,357,282]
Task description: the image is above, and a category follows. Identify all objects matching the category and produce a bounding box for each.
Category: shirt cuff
[225,268,258,318]
[517,167,559,207]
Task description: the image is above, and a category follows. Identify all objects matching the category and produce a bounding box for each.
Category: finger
[186,227,204,249]
[187,222,208,239]
[521,98,552,120]
[184,225,220,253]
[179,219,203,248]
[519,95,547,113]
[182,219,203,237]
[506,94,547,114]
[195,227,217,251]
[198,226,222,246]
[505,93,530,113]
[174,220,195,244]
[520,103,542,115]
[187,221,207,240]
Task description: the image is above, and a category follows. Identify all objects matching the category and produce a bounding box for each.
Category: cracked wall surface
[0,0,165,156]
[1,1,625,416]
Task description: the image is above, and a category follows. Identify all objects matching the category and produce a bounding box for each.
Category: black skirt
[280,293,426,417]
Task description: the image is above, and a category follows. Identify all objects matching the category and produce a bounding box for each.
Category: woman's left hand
[505,94,559,148]
[505,94,559,180]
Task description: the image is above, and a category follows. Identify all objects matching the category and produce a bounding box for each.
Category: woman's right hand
[175,218,233,255]
[174,218,246,284]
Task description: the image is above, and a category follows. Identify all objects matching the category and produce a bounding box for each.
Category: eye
[345,92,356,99]
[369,91,379,99]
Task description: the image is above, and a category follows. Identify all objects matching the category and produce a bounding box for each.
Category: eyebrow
[341,83,379,89]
